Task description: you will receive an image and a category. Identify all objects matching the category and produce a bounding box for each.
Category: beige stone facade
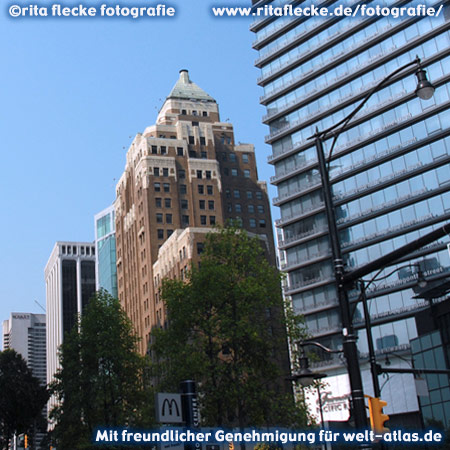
[115,70,276,355]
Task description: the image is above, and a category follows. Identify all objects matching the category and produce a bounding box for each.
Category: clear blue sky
[0,0,278,330]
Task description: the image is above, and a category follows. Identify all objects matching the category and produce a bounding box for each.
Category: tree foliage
[0,349,48,450]
[150,225,309,428]
[50,290,153,449]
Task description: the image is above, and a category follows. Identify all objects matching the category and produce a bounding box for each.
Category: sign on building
[155,393,183,424]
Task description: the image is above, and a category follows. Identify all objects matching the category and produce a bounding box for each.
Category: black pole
[360,281,381,399]
[180,380,200,450]
[315,134,368,430]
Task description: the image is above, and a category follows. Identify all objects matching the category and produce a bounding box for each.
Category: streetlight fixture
[415,66,435,100]
[307,56,435,430]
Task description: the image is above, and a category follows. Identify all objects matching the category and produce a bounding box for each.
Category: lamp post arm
[344,222,450,286]
[299,340,343,354]
[312,56,421,142]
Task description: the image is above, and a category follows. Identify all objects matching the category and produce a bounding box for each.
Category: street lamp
[308,56,435,430]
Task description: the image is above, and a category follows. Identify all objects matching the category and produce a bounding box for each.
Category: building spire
[167,69,215,102]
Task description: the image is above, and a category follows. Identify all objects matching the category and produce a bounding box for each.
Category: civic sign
[156,393,183,424]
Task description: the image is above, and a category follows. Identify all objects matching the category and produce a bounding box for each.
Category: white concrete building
[44,242,96,404]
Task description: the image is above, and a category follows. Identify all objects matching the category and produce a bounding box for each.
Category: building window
[200,137,206,146]
[192,121,199,127]
[165,198,171,208]
[259,219,266,228]
[154,182,161,192]
[166,214,172,224]
[197,170,202,179]
[207,185,213,195]
[206,171,211,179]
[199,200,205,210]
[201,150,207,158]
[200,215,207,225]
[157,229,164,239]
[182,109,187,115]
[257,205,264,214]
[202,111,207,117]
[197,242,205,254]
[155,198,162,207]
[235,217,243,226]
[244,169,250,178]
[242,153,249,163]
[224,168,229,176]
[189,136,195,144]
[189,150,197,158]
[227,203,232,212]
[235,203,242,213]
[177,147,184,156]
[182,215,189,226]
[226,189,231,198]
[179,170,186,179]
[222,153,227,161]
[256,191,263,200]
[198,185,204,194]
[154,167,160,176]
[156,213,163,223]
[247,190,253,199]
[208,200,215,210]
[249,218,256,228]
[192,110,198,116]
[248,204,254,213]
[230,153,237,162]
[151,145,157,154]
[210,216,216,225]
[181,199,188,209]
[233,189,240,198]
[231,168,238,176]
[180,184,187,194]
[167,229,173,238]
[163,183,170,193]
[163,168,169,177]
[161,146,167,155]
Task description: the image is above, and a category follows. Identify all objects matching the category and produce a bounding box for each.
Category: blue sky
[0,0,278,329]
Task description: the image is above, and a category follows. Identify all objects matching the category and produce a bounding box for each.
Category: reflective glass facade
[95,205,118,298]
[252,0,450,420]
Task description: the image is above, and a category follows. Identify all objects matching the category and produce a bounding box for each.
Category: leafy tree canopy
[50,290,154,449]
[150,225,309,428]
[0,349,48,450]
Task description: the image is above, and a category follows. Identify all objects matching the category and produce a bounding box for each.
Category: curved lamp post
[306,56,435,429]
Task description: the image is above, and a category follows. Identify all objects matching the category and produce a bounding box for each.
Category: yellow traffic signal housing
[367,396,390,433]
[24,434,28,448]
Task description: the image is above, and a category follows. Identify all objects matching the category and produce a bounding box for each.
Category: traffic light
[24,434,28,448]
[367,396,389,433]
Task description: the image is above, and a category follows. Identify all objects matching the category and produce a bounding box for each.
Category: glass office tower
[251,0,450,426]
[95,205,118,299]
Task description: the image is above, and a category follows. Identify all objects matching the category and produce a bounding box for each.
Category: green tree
[150,225,309,428]
[50,290,153,449]
[0,349,48,450]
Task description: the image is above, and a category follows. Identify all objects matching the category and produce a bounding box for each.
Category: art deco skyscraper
[115,70,276,355]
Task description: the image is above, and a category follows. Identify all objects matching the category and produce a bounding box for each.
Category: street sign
[156,393,183,423]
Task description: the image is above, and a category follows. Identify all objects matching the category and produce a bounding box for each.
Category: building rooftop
[167,69,216,102]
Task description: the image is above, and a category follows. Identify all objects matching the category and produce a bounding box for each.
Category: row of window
[223,167,251,178]
[221,152,250,164]
[227,203,265,214]
[61,245,95,256]
[226,189,264,200]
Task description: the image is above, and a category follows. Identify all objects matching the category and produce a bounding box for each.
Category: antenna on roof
[35,300,45,312]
